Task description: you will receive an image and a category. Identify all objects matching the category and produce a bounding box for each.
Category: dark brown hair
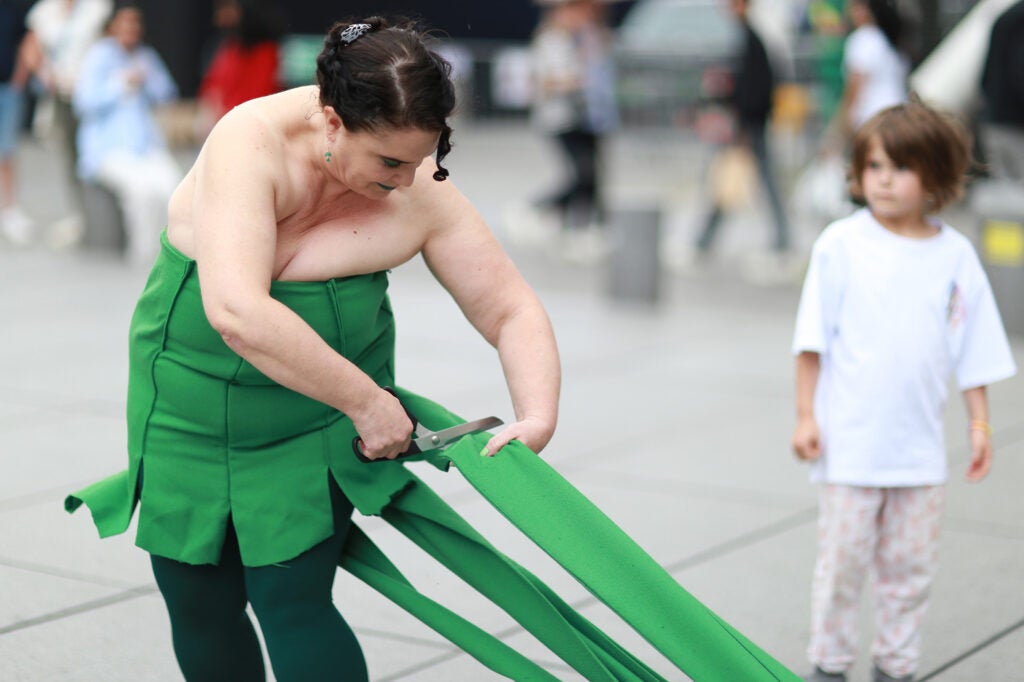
[849,101,973,212]
[315,17,455,181]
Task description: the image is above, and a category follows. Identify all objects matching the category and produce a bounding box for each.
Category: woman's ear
[322,106,343,136]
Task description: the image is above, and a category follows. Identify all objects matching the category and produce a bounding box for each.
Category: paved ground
[1,120,1022,681]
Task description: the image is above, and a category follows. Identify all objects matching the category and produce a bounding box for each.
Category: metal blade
[410,416,504,452]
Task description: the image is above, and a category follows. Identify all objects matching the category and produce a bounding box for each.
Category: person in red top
[196,0,285,135]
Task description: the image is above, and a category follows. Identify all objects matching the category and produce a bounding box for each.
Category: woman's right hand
[351,388,415,461]
[791,416,822,462]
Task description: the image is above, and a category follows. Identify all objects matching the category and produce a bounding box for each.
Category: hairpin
[339,23,371,45]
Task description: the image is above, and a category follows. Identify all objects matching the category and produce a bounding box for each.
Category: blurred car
[614,0,743,129]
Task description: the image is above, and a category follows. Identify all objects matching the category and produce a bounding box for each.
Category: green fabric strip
[340,523,561,681]
[443,436,801,681]
[382,479,634,682]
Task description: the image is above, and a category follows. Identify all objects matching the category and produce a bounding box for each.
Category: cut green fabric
[66,234,798,680]
[339,390,800,681]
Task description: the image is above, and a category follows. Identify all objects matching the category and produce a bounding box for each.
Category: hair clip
[339,23,371,45]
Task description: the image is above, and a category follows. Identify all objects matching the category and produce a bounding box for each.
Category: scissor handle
[352,387,419,463]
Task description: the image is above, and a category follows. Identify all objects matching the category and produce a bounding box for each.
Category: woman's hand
[350,389,415,461]
[481,415,555,457]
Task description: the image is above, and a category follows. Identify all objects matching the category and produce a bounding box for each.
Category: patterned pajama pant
[808,484,945,677]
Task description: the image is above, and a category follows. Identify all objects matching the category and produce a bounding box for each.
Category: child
[791,101,1017,682]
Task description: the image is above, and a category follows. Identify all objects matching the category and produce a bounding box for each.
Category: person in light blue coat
[74,2,180,263]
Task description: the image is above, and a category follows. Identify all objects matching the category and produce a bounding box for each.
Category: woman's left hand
[480,416,555,457]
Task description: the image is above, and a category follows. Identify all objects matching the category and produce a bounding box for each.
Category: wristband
[969,420,992,436]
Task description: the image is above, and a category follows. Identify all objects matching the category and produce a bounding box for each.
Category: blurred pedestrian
[803,0,846,126]
[979,0,1024,182]
[692,0,791,275]
[23,0,111,246]
[525,0,617,261]
[836,0,908,137]
[0,0,35,245]
[73,2,179,264]
[791,101,1016,682]
[195,0,286,139]
[65,16,560,681]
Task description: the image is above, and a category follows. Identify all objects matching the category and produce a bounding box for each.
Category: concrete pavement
[1,120,1023,681]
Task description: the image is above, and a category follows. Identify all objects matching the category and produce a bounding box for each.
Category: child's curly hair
[849,100,974,213]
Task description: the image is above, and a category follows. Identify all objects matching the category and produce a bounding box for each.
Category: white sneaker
[740,251,806,286]
[1,205,36,246]
[660,243,710,274]
[502,203,558,247]
[47,213,85,250]
[560,227,610,264]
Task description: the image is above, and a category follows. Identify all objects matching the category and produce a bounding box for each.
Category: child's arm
[963,386,992,482]
[792,351,822,461]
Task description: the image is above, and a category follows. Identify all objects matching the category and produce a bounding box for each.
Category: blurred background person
[73,2,179,264]
[0,0,34,245]
[979,0,1024,182]
[836,0,908,138]
[803,0,846,128]
[195,0,286,139]
[524,0,617,262]
[23,0,111,246]
[691,0,792,279]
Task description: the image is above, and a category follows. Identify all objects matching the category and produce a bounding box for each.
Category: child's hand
[792,416,821,461]
[966,428,992,481]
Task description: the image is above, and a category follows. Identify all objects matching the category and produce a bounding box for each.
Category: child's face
[860,135,928,224]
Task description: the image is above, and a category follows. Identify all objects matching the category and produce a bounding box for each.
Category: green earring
[324,151,332,163]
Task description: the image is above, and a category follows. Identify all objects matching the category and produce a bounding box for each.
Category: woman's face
[330,126,441,199]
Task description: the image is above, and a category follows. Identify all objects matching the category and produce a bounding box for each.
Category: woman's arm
[420,182,561,455]
[192,111,413,460]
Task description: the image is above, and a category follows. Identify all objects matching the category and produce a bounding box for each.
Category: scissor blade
[410,416,504,453]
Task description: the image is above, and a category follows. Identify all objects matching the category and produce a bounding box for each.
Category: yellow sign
[983,220,1024,267]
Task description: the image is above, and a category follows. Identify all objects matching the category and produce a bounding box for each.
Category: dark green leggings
[150,482,367,682]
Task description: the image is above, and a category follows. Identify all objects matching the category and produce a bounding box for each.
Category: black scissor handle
[352,387,419,463]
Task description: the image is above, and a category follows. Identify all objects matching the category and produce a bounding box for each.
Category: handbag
[710,144,757,210]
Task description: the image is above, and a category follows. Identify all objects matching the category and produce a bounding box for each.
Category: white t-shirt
[792,209,1017,486]
[843,24,908,129]
[27,0,112,96]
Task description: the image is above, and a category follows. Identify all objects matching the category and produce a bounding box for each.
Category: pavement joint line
[375,649,476,682]
[0,480,101,513]
[917,614,1024,681]
[352,626,455,651]
[0,556,142,590]
[661,506,818,575]
[943,516,1024,541]
[0,584,159,635]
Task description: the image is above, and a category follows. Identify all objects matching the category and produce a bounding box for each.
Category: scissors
[352,389,503,463]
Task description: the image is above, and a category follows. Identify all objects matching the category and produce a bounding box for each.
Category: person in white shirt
[791,101,1017,682]
[839,0,908,135]
[23,0,112,243]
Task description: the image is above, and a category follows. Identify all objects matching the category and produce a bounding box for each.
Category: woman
[839,0,908,136]
[67,17,560,681]
[195,0,285,136]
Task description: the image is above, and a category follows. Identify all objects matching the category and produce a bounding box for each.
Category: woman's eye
[382,158,400,169]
